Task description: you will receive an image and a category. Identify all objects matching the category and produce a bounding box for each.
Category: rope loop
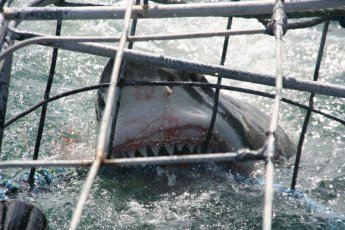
[266,0,288,36]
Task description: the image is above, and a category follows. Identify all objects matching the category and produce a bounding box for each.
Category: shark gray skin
[96,60,295,173]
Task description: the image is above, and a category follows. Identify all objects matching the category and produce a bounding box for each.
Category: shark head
[96,60,295,172]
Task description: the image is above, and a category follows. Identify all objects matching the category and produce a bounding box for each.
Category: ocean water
[1,0,345,229]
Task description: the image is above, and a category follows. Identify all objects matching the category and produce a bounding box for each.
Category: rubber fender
[0,199,47,230]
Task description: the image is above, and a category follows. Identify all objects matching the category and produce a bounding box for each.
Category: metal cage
[0,0,344,229]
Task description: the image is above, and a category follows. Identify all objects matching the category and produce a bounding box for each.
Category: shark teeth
[165,146,174,156]
[137,147,147,157]
[151,146,160,156]
[119,144,205,158]
[192,145,198,154]
[177,144,184,152]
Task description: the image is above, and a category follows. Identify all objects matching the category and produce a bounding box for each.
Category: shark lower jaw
[110,126,234,159]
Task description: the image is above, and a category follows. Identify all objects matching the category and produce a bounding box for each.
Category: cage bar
[0,0,344,230]
[1,36,345,98]
[0,150,265,169]
[3,0,345,20]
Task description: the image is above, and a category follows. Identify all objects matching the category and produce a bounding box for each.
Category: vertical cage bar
[0,1,6,8]
[0,55,12,152]
[290,20,329,190]
[28,19,62,185]
[0,0,10,152]
[202,16,233,153]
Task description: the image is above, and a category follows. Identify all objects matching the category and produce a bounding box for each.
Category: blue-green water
[1,0,345,229]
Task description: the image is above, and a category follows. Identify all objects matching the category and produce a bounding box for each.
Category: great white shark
[96,60,295,173]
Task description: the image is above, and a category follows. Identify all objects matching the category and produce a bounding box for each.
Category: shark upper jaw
[112,125,206,154]
[111,125,233,158]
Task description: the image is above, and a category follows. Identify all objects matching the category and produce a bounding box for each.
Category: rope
[260,17,327,31]
[282,7,345,20]
[287,17,326,30]
[236,174,345,226]
[291,20,330,191]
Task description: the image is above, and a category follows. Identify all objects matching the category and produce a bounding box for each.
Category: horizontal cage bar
[0,150,265,168]
[3,0,345,20]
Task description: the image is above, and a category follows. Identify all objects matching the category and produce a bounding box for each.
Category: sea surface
[1,0,345,229]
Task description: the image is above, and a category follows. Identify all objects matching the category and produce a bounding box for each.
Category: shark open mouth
[111,126,231,159]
